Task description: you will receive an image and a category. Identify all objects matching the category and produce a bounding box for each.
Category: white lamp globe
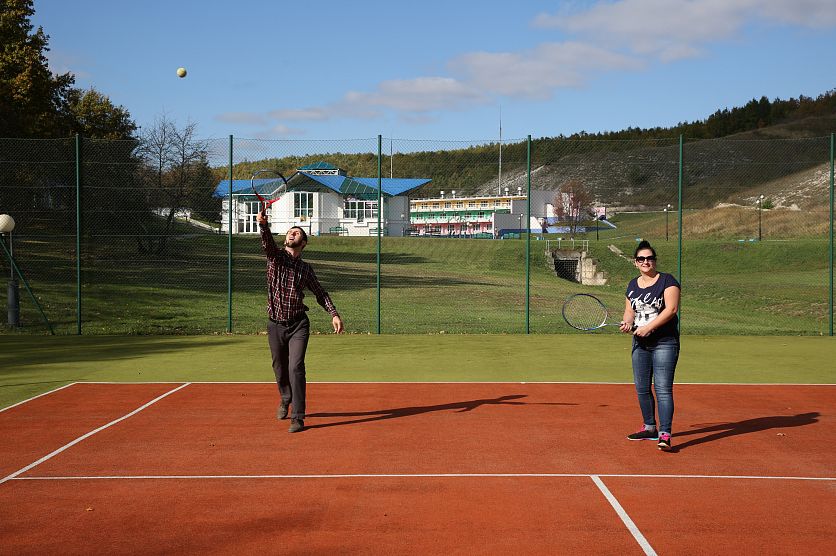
[0,214,15,233]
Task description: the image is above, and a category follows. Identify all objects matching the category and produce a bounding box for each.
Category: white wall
[221,191,413,237]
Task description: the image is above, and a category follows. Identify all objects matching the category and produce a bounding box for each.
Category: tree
[553,179,595,238]
[1,1,136,139]
[0,0,75,137]
[68,88,136,139]
[134,115,212,254]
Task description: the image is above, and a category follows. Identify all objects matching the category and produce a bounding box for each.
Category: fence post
[526,135,531,334]
[227,135,233,333]
[677,134,683,331]
[377,134,382,334]
[75,134,82,335]
[829,133,834,336]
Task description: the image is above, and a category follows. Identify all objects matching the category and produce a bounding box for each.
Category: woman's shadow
[672,412,819,452]
[305,395,577,430]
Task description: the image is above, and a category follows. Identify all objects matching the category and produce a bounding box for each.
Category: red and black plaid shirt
[260,224,338,322]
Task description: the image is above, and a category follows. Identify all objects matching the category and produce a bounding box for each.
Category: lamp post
[665,203,671,241]
[0,214,19,326]
[758,194,764,241]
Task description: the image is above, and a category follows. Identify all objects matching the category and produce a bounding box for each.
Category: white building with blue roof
[214,162,431,237]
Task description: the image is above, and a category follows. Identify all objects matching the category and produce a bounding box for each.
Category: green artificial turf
[2,334,834,409]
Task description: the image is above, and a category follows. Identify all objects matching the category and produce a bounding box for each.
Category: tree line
[1,1,218,254]
[558,90,836,141]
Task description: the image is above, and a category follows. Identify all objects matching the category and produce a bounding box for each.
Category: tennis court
[2,380,833,555]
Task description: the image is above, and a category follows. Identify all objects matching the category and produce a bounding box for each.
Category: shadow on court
[0,380,73,389]
[672,412,820,452]
[306,395,578,430]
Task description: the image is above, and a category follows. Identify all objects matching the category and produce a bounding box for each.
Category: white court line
[591,475,657,556]
[0,383,191,486]
[0,382,79,413]
[14,472,835,481]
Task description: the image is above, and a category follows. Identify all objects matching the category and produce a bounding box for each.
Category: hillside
[218,92,836,210]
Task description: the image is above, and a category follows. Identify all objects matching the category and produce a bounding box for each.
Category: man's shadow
[672,412,819,452]
[306,395,577,430]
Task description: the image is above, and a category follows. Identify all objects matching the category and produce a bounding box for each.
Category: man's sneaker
[658,432,672,451]
[277,402,289,420]
[288,419,304,433]
[627,427,659,441]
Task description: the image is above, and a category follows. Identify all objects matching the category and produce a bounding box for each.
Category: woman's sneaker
[657,432,672,451]
[627,427,658,441]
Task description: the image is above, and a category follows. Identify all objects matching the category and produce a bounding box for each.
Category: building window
[343,199,379,221]
[245,201,261,233]
[294,192,314,218]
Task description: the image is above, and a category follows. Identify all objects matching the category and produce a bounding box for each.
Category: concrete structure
[545,249,607,285]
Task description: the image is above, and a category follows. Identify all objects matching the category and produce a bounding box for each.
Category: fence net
[0,135,832,335]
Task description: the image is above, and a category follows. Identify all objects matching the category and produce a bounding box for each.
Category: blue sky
[33,0,836,141]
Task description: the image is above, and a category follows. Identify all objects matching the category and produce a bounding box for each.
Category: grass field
[0,207,833,336]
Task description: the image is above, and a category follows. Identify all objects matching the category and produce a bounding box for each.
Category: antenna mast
[498,106,502,196]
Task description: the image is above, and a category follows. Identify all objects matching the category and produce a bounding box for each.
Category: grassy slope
[2,334,834,409]
[1,224,833,336]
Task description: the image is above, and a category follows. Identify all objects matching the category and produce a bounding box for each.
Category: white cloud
[760,0,836,27]
[268,77,482,125]
[215,112,269,125]
[533,0,836,61]
[450,42,641,99]
[45,50,91,79]
[345,77,484,112]
[232,0,836,136]
[269,108,330,121]
[266,124,306,137]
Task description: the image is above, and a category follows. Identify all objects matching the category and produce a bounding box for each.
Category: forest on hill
[217,89,836,208]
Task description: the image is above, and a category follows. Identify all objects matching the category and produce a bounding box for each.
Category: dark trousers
[267,315,310,420]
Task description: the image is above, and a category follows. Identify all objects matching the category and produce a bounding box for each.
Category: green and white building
[409,188,553,237]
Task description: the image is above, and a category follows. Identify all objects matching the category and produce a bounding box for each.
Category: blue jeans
[631,338,679,433]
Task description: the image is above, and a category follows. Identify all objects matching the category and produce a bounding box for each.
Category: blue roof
[212,178,284,198]
[213,173,431,199]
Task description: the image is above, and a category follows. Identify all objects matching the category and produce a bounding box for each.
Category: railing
[545,239,589,252]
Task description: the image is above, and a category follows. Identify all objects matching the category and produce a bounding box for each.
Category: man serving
[257,212,344,433]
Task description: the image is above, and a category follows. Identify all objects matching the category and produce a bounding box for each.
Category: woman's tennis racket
[562,293,635,332]
[250,169,289,216]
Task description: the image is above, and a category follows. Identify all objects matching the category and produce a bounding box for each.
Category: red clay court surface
[1,382,834,555]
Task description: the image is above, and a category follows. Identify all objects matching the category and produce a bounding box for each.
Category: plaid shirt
[260,224,338,322]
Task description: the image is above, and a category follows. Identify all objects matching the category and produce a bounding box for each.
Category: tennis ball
[0,214,15,233]
[177,67,187,78]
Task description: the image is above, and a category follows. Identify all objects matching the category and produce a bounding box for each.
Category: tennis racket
[562,293,635,332]
[250,169,289,216]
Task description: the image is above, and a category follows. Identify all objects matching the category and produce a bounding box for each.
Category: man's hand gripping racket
[251,169,289,220]
[562,293,637,332]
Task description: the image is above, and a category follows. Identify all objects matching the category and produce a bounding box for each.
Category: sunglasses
[635,256,657,263]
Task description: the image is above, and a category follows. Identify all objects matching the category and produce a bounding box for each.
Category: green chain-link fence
[1,134,833,335]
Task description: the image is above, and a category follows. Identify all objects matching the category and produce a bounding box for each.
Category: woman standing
[620,240,681,451]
